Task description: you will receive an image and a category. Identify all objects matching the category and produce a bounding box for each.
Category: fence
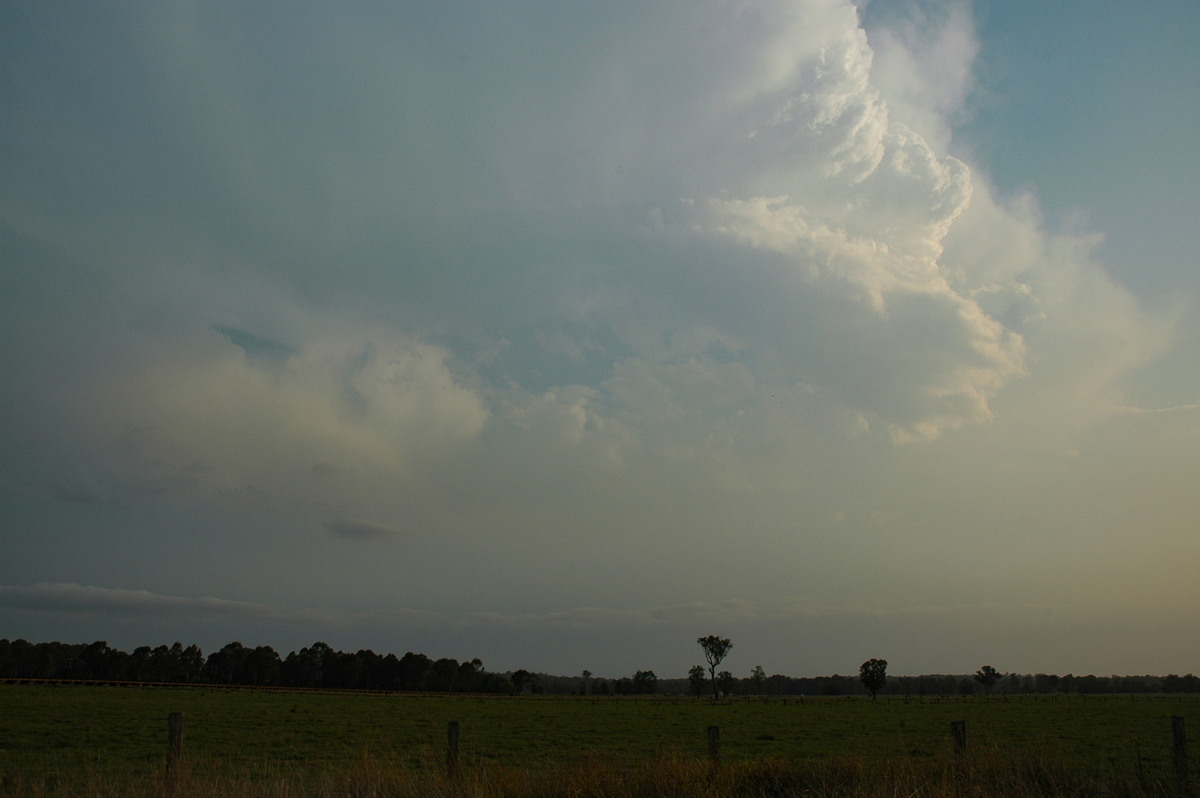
[158,713,1193,795]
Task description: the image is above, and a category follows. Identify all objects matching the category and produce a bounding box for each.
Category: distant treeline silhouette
[2,638,1197,696]
[0,639,512,693]
[657,671,1200,697]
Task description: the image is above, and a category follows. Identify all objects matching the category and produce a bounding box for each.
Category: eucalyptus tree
[697,635,733,699]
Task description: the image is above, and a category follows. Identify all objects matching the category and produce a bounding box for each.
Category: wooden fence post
[950,720,966,756]
[707,725,720,764]
[166,712,184,791]
[1173,716,1191,797]
[447,720,461,777]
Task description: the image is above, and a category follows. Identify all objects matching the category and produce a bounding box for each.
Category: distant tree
[281,646,323,687]
[974,665,1000,695]
[396,651,433,691]
[717,670,736,698]
[243,645,281,686]
[130,646,154,680]
[427,657,460,692]
[480,672,513,694]
[204,642,251,684]
[91,640,131,680]
[581,669,592,695]
[369,653,401,690]
[749,665,766,695]
[456,658,484,692]
[1165,674,1200,694]
[510,669,535,695]
[698,635,733,700]
[633,670,658,694]
[688,665,707,698]
[180,644,205,682]
[859,658,887,699]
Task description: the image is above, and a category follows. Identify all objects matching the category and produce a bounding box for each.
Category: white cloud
[864,0,978,147]
[942,187,1182,428]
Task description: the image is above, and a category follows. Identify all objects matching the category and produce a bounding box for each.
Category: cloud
[0,583,1028,635]
[323,518,406,542]
[862,0,978,147]
[1,0,1196,676]
[41,282,492,528]
[0,583,336,625]
[458,596,1031,629]
[3,0,1169,525]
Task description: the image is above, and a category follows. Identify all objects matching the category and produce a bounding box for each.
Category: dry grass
[0,749,1188,798]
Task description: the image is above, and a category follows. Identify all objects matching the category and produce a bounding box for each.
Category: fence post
[1173,716,1190,797]
[950,720,967,756]
[707,725,720,764]
[166,712,184,792]
[447,720,461,777]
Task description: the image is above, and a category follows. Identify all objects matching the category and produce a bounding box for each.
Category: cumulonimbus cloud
[1,0,1178,562]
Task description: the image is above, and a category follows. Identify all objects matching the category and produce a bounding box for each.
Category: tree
[974,665,1000,695]
[697,635,733,700]
[204,642,251,684]
[480,672,512,694]
[632,670,658,694]
[859,658,887,699]
[396,651,432,691]
[510,668,535,695]
[242,645,281,686]
[428,657,460,692]
[457,658,484,692]
[749,665,766,695]
[180,644,205,682]
[717,670,736,698]
[581,669,592,695]
[688,665,707,698]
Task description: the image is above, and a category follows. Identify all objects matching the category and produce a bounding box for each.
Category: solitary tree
[581,669,592,695]
[697,635,733,700]
[859,658,887,699]
[974,665,1000,695]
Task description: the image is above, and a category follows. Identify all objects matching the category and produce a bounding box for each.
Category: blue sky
[958,0,1200,298]
[2,0,1198,679]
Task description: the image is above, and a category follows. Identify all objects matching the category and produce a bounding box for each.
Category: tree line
[655,670,1200,698]
[2,637,1196,697]
[0,639,513,693]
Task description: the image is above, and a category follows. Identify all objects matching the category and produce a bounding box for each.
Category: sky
[2,0,1198,680]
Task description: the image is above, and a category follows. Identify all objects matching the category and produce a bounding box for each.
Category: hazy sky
[3,0,1198,680]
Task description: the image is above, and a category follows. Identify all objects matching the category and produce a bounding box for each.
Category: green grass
[0,686,1197,796]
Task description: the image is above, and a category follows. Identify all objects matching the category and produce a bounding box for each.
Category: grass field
[1,685,1197,796]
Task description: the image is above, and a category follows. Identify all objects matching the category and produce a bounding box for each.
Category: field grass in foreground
[0,686,1197,796]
